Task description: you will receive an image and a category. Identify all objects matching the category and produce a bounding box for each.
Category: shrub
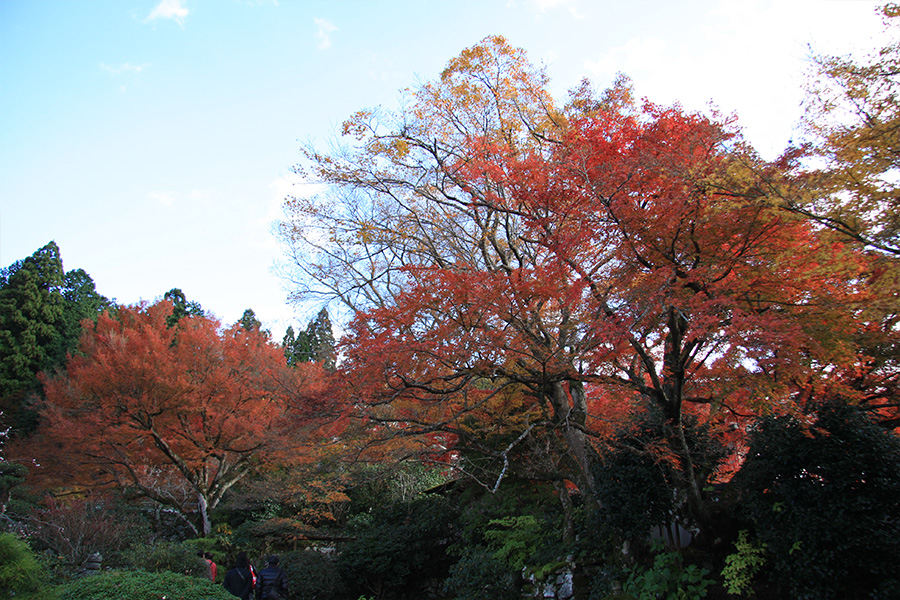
[337,494,456,598]
[589,408,724,550]
[720,530,766,596]
[623,544,713,600]
[732,404,900,599]
[58,569,235,600]
[0,532,43,598]
[443,546,520,600]
[26,494,147,567]
[279,549,345,600]
[483,515,544,571]
[122,540,209,577]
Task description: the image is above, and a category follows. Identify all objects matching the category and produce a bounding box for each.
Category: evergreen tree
[0,242,110,434]
[282,309,336,370]
[239,308,265,334]
[307,308,336,370]
[0,260,24,287]
[163,288,204,328]
[0,242,66,431]
[282,325,305,366]
[60,268,112,352]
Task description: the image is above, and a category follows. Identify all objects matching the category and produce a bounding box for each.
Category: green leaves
[0,242,110,434]
[58,570,235,600]
[732,405,900,598]
[624,544,713,600]
[721,530,767,596]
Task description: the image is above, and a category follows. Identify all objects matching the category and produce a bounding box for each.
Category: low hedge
[58,570,235,600]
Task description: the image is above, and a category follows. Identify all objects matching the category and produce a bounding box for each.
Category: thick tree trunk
[548,380,600,507]
[553,480,576,544]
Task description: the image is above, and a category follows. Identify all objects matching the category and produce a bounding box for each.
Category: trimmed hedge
[58,570,235,600]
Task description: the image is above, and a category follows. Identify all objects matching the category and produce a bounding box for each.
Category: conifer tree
[163,288,204,328]
[0,242,66,430]
[0,243,110,433]
[283,309,336,370]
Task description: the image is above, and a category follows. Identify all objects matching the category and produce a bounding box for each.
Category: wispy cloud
[314,18,337,50]
[100,62,148,76]
[146,0,189,27]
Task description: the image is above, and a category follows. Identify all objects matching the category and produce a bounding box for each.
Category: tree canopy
[283,308,337,371]
[279,35,881,531]
[36,300,331,536]
[0,242,110,433]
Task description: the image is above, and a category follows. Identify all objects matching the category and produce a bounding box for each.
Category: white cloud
[314,17,337,50]
[100,62,148,76]
[146,0,189,27]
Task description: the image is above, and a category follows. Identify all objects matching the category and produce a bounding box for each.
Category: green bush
[483,515,544,571]
[443,546,520,600]
[122,540,209,577]
[733,404,900,599]
[720,530,766,596]
[443,478,569,599]
[337,494,456,598]
[623,544,713,600]
[589,408,724,550]
[279,549,345,600]
[58,569,235,600]
[0,532,43,598]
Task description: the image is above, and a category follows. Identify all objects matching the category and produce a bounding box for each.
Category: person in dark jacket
[256,555,289,600]
[222,552,254,600]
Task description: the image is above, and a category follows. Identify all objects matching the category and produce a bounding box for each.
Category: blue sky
[0,0,890,335]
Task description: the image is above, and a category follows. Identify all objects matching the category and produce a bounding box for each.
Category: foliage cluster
[25,494,147,568]
[277,549,345,600]
[588,408,725,553]
[337,493,456,598]
[122,540,210,578]
[720,530,766,596]
[0,242,110,434]
[57,570,235,600]
[444,478,566,600]
[0,532,43,598]
[623,544,713,600]
[283,307,337,370]
[731,403,900,599]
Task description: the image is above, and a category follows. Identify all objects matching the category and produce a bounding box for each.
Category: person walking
[222,553,254,600]
[204,552,218,582]
[255,555,289,600]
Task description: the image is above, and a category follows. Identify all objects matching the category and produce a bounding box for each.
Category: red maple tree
[34,300,331,536]
[337,101,869,526]
[283,38,878,533]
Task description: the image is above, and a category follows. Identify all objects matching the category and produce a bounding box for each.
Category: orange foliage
[284,39,891,527]
[26,301,334,535]
[339,97,873,513]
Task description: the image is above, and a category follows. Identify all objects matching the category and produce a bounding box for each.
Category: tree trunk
[548,380,600,507]
[198,493,211,537]
[553,480,576,544]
